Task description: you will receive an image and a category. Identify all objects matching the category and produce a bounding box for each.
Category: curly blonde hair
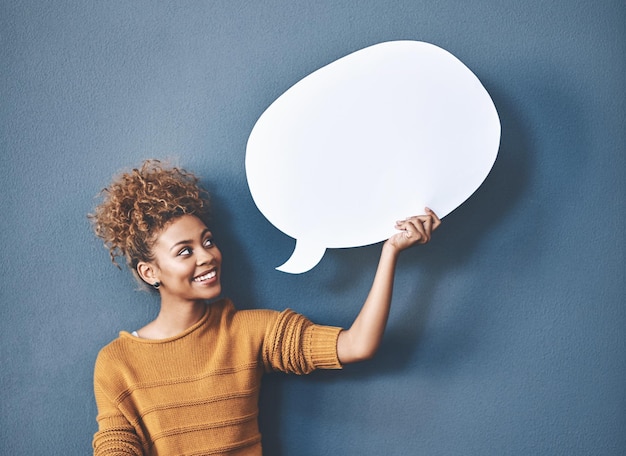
[89,160,211,279]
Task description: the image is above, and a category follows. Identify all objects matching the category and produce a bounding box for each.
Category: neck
[144,299,207,339]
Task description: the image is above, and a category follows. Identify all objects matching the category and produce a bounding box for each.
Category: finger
[421,215,433,234]
[406,217,430,244]
[394,219,412,237]
[425,207,442,231]
[410,214,433,229]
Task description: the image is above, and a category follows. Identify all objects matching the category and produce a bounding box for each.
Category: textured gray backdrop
[1,1,624,454]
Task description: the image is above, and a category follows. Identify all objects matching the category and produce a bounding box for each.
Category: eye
[177,247,192,256]
[203,237,214,248]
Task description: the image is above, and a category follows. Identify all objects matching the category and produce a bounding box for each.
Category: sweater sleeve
[92,354,144,456]
[262,309,343,374]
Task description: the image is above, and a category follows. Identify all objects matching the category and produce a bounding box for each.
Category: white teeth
[194,270,216,282]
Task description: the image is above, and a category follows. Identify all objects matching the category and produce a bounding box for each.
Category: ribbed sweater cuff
[308,325,343,370]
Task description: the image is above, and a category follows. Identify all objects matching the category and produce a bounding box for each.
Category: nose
[196,245,219,265]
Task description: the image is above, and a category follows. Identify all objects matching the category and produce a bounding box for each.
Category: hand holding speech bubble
[246,41,500,274]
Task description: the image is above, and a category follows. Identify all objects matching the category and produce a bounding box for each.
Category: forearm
[337,242,399,364]
[336,208,440,364]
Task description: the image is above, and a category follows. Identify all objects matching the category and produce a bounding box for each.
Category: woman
[90,160,440,455]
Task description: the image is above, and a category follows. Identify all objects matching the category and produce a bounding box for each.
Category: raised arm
[336,208,440,364]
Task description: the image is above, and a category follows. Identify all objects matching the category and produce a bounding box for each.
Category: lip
[193,268,218,284]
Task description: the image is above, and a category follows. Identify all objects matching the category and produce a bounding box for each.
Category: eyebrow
[169,229,212,252]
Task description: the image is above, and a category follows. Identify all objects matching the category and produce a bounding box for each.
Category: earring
[152,281,161,290]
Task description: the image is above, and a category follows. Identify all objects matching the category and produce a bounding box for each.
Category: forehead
[155,215,209,246]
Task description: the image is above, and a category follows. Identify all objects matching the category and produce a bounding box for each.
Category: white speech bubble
[246,40,500,274]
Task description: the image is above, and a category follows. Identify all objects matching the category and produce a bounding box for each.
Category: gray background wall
[1,1,624,455]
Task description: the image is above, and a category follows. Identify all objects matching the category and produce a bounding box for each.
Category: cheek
[161,260,195,280]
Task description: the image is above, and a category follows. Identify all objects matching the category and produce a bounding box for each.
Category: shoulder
[214,298,279,325]
[92,336,138,400]
[93,335,133,375]
[213,299,282,339]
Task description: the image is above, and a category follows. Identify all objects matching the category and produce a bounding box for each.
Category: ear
[137,261,159,287]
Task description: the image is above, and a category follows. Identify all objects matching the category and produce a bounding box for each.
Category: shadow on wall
[376,82,533,374]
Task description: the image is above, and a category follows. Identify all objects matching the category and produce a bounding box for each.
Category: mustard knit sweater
[92,299,342,456]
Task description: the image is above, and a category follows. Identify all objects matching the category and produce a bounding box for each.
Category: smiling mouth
[193,270,217,282]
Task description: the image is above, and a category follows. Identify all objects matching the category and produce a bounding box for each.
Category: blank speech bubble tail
[276,240,327,274]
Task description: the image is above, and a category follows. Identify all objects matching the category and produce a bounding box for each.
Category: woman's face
[146,214,222,305]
